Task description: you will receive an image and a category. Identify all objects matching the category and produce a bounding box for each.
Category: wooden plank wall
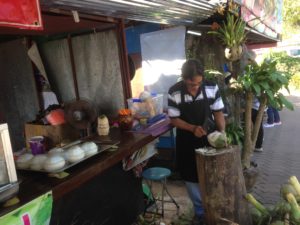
[0,39,39,150]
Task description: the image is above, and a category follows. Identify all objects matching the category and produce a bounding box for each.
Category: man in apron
[168,59,225,223]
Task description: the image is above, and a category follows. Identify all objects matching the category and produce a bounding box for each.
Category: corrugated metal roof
[41,0,223,25]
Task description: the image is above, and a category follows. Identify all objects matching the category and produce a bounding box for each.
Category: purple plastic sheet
[132,118,172,137]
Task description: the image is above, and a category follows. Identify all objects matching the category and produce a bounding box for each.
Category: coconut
[65,145,85,163]
[30,154,48,170]
[97,115,109,136]
[207,131,227,149]
[44,155,66,172]
[16,153,34,169]
[80,142,98,157]
[139,91,151,101]
[48,147,64,155]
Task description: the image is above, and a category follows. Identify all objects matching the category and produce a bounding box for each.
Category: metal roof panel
[41,0,221,24]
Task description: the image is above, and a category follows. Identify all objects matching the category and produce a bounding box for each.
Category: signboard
[241,0,283,38]
[0,192,53,225]
[0,0,43,30]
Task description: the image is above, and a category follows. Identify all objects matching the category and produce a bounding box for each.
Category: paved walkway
[252,95,300,206]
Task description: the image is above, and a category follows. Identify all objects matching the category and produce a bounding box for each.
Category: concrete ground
[252,94,300,207]
[143,94,300,224]
[143,179,193,225]
[143,153,193,225]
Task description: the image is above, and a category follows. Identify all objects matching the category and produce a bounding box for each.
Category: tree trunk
[251,96,267,148]
[195,146,252,225]
[242,91,253,169]
[234,93,241,125]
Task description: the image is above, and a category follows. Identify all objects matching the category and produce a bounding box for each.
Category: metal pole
[67,34,80,101]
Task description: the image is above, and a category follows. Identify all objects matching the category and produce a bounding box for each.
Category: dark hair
[181,59,204,80]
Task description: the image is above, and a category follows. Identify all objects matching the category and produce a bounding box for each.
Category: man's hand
[193,126,207,138]
[171,118,207,137]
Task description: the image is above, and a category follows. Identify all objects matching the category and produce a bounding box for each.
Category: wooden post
[195,146,252,225]
[116,19,132,107]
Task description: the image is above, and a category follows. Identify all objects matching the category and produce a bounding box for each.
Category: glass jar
[118,115,133,131]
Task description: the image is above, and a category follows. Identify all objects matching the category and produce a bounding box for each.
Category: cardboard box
[25,123,80,149]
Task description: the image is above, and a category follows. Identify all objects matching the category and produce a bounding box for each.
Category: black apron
[176,83,210,182]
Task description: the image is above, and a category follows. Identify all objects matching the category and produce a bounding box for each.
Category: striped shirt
[168,80,224,118]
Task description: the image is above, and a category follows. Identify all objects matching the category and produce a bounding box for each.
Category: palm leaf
[208,12,247,47]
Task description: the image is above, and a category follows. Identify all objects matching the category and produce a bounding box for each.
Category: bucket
[29,136,46,155]
[46,109,65,125]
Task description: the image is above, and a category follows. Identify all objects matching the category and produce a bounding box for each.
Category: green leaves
[208,13,247,47]
[253,84,261,96]
[225,122,244,146]
[237,58,294,111]
[282,0,300,38]
[278,93,294,110]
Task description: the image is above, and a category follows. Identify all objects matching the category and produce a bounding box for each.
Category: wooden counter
[0,127,171,221]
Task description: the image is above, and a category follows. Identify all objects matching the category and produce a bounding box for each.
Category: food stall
[1,0,281,224]
[1,128,171,224]
[0,1,179,224]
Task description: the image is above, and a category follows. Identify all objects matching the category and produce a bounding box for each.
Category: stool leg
[144,180,160,216]
[144,180,153,214]
[170,129,176,169]
[163,179,180,215]
[161,178,166,217]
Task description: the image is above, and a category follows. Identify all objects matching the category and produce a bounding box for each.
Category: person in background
[252,98,264,152]
[168,59,225,223]
[264,106,281,128]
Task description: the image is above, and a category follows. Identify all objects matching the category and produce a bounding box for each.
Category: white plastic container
[127,94,163,119]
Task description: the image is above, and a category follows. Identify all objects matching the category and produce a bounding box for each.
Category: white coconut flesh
[44,155,66,172]
[30,154,48,170]
[16,153,34,169]
[80,142,98,156]
[65,146,85,163]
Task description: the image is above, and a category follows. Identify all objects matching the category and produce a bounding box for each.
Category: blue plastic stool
[142,167,179,217]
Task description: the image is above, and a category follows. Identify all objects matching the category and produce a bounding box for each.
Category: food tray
[16,144,117,174]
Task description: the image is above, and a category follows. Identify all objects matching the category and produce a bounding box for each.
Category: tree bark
[232,93,241,126]
[242,91,253,169]
[195,146,252,225]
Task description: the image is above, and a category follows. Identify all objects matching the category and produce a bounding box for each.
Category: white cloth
[252,97,267,111]
[28,42,49,82]
[252,97,260,110]
[42,91,59,109]
[140,26,186,109]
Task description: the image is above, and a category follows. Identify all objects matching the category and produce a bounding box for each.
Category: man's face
[185,75,203,92]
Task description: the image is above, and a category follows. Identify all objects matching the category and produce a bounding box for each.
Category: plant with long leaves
[225,121,244,147]
[231,58,293,168]
[208,13,247,48]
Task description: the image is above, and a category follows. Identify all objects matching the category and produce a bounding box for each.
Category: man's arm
[213,111,225,132]
[170,118,206,137]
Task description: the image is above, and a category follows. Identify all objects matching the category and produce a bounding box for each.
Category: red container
[46,109,65,125]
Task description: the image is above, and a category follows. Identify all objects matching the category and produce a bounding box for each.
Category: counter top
[0,125,172,217]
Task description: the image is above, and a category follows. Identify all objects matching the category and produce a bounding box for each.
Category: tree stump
[195,146,252,225]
